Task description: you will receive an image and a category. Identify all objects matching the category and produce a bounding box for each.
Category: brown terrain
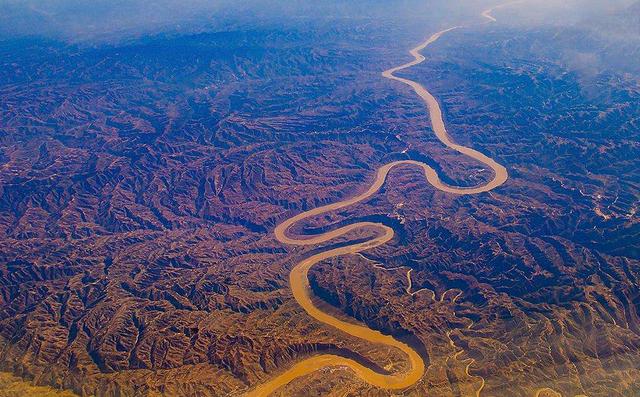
[0,0,639,396]
[252,8,508,394]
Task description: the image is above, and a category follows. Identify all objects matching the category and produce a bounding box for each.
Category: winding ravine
[249,4,511,396]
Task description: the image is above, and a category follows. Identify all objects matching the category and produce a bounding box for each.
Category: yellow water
[249,4,511,396]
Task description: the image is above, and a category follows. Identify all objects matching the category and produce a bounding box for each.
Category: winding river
[249,4,510,396]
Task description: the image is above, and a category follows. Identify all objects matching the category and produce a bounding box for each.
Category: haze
[0,0,636,43]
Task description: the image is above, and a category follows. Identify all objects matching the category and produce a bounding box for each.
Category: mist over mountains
[2,0,638,45]
[0,0,443,43]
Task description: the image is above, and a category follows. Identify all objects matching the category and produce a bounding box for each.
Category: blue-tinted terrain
[0,1,639,396]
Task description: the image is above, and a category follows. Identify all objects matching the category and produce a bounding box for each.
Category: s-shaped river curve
[249,4,511,396]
